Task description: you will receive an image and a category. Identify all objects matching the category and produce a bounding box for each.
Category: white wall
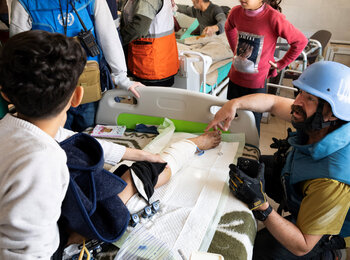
[175,0,350,42]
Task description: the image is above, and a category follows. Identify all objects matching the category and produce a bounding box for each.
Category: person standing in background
[176,0,226,36]
[225,0,308,134]
[120,0,179,87]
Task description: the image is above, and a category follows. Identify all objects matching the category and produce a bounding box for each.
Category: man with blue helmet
[206,61,350,259]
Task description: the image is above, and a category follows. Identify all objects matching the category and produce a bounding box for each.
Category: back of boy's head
[0,30,87,119]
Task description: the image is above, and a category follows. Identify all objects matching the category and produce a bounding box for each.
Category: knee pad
[114,161,167,202]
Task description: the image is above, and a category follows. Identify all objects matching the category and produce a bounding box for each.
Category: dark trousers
[137,76,175,87]
[227,80,266,135]
[255,155,346,259]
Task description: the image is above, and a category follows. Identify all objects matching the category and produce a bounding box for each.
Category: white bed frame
[96,87,259,147]
[173,51,229,100]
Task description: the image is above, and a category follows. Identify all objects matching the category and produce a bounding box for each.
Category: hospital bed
[173,19,232,99]
[86,87,260,260]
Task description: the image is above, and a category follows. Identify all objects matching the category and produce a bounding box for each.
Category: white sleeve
[97,139,126,165]
[9,0,32,36]
[94,0,134,90]
[55,127,126,165]
[54,127,76,142]
[0,152,68,259]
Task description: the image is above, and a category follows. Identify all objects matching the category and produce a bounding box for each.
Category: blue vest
[19,0,99,62]
[282,122,350,237]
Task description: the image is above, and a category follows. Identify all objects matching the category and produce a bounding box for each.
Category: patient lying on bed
[65,130,222,245]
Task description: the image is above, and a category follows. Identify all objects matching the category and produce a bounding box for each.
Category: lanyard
[58,0,69,35]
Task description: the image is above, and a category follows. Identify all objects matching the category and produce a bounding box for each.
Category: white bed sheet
[113,130,240,259]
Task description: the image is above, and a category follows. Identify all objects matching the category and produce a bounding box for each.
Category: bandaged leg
[114,161,167,202]
[160,139,197,176]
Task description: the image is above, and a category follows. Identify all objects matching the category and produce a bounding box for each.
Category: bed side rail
[96,87,259,147]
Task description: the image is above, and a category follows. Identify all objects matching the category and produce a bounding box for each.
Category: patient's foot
[188,131,221,150]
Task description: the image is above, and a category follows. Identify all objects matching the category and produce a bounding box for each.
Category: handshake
[229,157,266,210]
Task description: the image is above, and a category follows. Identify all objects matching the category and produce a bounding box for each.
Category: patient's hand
[143,152,167,164]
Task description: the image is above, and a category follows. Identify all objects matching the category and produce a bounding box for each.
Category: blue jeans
[64,102,98,132]
[227,80,266,135]
[253,217,346,260]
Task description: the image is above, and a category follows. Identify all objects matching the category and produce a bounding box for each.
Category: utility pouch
[78,60,101,104]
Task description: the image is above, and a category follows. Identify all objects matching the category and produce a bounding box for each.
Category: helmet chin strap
[292,101,337,131]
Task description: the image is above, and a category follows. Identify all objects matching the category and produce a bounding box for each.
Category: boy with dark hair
[0,30,87,258]
[0,30,221,258]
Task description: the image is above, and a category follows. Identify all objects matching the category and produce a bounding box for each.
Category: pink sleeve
[274,14,308,70]
[225,10,238,54]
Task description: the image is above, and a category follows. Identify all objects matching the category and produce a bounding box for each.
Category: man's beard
[290,104,316,132]
[291,104,307,122]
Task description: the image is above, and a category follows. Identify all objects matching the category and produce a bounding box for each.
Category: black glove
[270,127,292,163]
[229,158,266,210]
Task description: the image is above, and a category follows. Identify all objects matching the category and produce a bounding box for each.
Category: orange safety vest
[124,0,179,80]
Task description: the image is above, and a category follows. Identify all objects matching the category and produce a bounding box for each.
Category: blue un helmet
[293,61,350,121]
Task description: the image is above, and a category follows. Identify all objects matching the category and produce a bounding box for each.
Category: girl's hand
[269,60,278,69]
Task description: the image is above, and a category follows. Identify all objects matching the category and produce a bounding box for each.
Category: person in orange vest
[120,0,179,87]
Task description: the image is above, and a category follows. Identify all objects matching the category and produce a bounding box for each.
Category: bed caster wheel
[151,200,160,213]
[130,213,140,227]
[141,205,152,218]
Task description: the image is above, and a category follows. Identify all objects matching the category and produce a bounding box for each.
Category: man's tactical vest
[282,122,350,238]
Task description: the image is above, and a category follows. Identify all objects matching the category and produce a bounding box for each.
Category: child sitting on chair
[0,30,221,258]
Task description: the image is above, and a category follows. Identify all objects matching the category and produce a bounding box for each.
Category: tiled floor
[260,114,294,155]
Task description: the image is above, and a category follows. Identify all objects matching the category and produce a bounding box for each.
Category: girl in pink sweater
[225,0,308,134]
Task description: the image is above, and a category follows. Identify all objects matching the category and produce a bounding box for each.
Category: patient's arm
[122,148,165,163]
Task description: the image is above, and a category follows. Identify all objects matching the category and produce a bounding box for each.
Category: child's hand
[269,60,278,69]
[268,61,278,78]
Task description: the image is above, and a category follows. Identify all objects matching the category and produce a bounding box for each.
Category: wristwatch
[253,205,273,221]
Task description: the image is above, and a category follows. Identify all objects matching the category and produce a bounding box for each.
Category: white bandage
[160,139,197,175]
